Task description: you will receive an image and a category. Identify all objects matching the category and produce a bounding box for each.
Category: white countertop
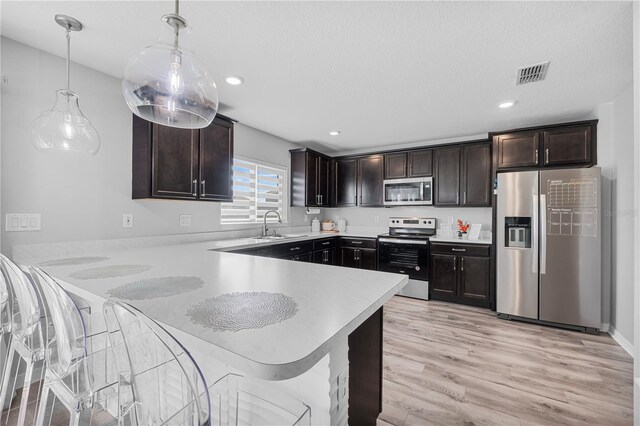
[429,236,492,245]
[29,239,407,380]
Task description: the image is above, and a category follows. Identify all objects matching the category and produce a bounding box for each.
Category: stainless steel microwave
[383,177,433,206]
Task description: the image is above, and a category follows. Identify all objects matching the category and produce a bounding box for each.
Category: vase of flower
[457,219,469,239]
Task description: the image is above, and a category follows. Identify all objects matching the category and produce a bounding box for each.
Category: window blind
[221,158,289,224]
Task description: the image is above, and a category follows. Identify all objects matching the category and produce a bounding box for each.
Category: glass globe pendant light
[122,0,218,129]
[31,15,100,155]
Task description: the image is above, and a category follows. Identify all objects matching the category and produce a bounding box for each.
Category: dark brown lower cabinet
[313,248,336,265]
[288,252,313,262]
[430,243,490,307]
[340,247,377,270]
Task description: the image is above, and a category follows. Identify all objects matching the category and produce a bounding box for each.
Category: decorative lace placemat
[69,264,152,280]
[107,276,205,300]
[186,291,298,332]
[38,256,111,267]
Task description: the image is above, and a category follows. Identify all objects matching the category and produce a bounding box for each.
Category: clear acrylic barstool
[29,266,117,426]
[103,301,212,426]
[0,264,13,411]
[0,255,46,426]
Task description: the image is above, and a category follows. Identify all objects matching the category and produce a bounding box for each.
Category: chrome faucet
[262,210,282,237]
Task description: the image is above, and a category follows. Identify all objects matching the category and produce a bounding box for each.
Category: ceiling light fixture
[329,131,341,136]
[225,75,245,86]
[122,0,218,129]
[31,15,100,155]
[498,101,516,109]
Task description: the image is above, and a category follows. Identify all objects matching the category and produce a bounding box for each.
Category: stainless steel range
[378,217,436,300]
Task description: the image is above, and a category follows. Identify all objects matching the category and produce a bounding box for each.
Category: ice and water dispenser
[504,217,531,248]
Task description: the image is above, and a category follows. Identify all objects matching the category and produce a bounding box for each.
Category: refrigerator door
[497,171,539,319]
[539,167,601,329]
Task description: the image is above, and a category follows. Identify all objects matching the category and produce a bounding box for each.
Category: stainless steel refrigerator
[496,167,601,332]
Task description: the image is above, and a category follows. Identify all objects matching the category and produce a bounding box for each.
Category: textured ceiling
[1,1,633,154]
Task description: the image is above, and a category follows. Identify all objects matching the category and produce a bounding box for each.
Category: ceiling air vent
[515,61,549,85]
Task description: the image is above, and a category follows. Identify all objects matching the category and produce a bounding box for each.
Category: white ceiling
[1,1,633,154]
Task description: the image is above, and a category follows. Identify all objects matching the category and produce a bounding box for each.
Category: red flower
[457,219,469,233]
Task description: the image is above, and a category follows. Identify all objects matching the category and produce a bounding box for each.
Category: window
[221,157,289,225]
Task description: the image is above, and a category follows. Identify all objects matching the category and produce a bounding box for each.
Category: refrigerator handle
[532,194,538,274]
[540,194,547,274]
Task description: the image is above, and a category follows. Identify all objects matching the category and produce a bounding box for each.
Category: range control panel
[389,217,436,229]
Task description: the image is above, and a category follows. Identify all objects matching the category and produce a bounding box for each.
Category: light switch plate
[179,214,192,227]
[122,214,134,228]
[5,214,41,232]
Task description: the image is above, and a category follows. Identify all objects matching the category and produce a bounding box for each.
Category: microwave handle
[420,182,424,200]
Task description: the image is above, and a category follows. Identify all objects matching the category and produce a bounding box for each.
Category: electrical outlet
[122,214,134,228]
[5,214,41,232]
[374,216,380,223]
[179,214,192,227]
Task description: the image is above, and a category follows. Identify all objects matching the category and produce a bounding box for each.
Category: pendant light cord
[173,0,180,48]
[65,26,71,91]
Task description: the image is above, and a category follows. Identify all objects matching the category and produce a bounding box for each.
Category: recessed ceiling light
[225,75,245,86]
[329,131,341,136]
[499,101,516,109]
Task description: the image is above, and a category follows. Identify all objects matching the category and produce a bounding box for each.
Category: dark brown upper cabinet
[493,121,597,171]
[543,125,592,166]
[407,149,433,177]
[132,114,234,201]
[334,158,358,207]
[434,145,461,206]
[384,149,433,180]
[495,131,540,170]
[460,142,491,207]
[290,149,331,207]
[358,155,384,207]
[384,152,407,179]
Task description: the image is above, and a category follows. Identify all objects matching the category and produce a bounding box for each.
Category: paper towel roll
[306,207,321,215]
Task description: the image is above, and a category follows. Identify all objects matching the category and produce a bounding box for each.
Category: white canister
[311,217,320,233]
[337,219,347,232]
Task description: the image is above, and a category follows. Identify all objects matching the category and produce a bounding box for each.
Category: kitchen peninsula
[26,236,408,426]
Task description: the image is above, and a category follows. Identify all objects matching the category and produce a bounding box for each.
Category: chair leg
[69,407,92,426]
[16,360,35,426]
[34,381,53,426]
[0,345,17,417]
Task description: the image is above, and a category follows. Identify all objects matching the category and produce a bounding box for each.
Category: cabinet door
[289,252,313,263]
[430,254,458,298]
[384,153,407,179]
[460,142,491,207]
[359,248,377,271]
[543,125,592,166]
[340,247,360,268]
[335,158,358,207]
[317,156,331,206]
[495,131,540,169]
[152,124,199,199]
[305,152,319,206]
[408,149,433,177]
[199,118,233,201]
[434,146,461,206]
[459,256,490,304]
[358,155,384,207]
[313,248,336,265]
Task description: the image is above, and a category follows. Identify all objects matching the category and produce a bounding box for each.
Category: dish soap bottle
[312,217,320,233]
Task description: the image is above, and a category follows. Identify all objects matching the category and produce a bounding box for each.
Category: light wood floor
[378,296,633,426]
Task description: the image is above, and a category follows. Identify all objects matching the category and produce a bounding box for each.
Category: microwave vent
[516,61,549,85]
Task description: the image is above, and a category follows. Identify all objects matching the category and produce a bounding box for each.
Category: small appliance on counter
[311,217,320,233]
[377,217,436,300]
[337,219,347,232]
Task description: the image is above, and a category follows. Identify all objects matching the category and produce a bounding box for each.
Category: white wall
[0,37,308,255]
[632,2,640,422]
[593,84,635,353]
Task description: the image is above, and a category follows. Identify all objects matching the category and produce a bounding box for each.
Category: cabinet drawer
[313,238,337,250]
[430,243,490,257]
[340,238,377,249]
[272,241,314,258]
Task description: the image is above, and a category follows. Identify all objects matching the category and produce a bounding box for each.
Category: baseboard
[609,326,634,357]
[600,322,610,332]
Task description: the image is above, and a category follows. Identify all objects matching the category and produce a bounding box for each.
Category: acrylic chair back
[29,267,87,381]
[0,255,41,342]
[104,301,211,426]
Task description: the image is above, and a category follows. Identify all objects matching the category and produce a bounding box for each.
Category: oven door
[378,238,430,300]
[383,177,433,206]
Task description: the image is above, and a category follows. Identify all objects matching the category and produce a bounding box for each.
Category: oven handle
[378,238,429,245]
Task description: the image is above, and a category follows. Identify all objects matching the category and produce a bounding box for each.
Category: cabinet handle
[461,257,464,271]
[451,248,466,252]
[201,180,206,197]
[453,257,457,271]
[408,163,413,176]
[350,241,363,245]
[290,246,301,251]
[320,194,323,205]
[354,195,357,205]
[192,179,197,197]
[545,148,549,164]
[322,241,330,246]
[535,149,539,163]
[456,192,459,204]
[463,192,467,205]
